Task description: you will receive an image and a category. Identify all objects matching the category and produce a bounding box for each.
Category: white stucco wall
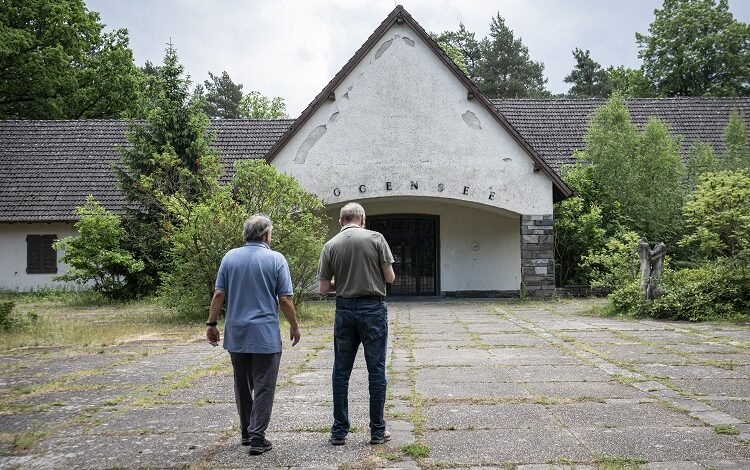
[272,23,553,216]
[326,199,521,293]
[0,223,77,291]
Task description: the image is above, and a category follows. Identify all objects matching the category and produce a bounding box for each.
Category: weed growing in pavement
[714,424,740,435]
[400,442,430,458]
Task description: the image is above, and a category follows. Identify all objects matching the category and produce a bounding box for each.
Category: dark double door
[367,216,438,296]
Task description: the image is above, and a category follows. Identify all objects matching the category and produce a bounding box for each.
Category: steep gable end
[266,5,572,201]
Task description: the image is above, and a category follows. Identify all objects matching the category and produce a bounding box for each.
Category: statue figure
[638,238,667,300]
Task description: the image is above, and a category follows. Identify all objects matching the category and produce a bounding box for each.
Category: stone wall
[521,215,555,297]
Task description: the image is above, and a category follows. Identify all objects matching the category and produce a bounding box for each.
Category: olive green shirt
[318,225,394,297]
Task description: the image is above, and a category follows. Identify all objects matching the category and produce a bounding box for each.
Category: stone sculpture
[638,238,667,300]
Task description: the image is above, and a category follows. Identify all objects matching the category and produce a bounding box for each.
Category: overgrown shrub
[608,261,750,321]
[580,230,640,290]
[0,301,15,330]
[0,301,39,331]
[161,160,328,320]
[54,196,145,300]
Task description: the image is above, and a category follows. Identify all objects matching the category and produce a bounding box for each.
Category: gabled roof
[263,5,573,201]
[493,97,750,174]
[0,120,291,222]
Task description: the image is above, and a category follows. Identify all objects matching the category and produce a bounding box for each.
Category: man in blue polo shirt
[206,214,301,456]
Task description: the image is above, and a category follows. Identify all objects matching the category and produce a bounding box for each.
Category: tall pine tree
[475,13,548,98]
[564,48,612,98]
[116,43,220,293]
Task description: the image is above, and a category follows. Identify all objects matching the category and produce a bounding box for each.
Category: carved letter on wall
[462,186,469,195]
[359,185,367,193]
[437,183,444,192]
[386,182,392,190]
[410,181,418,190]
[333,188,341,197]
[488,191,495,200]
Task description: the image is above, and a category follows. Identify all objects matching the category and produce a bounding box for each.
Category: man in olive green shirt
[319,202,395,446]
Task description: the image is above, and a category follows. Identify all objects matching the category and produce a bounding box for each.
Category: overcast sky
[87,0,750,117]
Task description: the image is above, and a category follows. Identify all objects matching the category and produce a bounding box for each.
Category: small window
[26,235,58,274]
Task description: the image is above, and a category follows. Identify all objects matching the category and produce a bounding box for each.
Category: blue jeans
[331,297,388,439]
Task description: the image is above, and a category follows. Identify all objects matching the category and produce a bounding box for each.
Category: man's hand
[290,326,301,346]
[207,326,220,346]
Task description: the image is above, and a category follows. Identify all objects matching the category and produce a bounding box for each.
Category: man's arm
[279,295,301,346]
[382,263,395,284]
[319,279,335,294]
[206,290,225,347]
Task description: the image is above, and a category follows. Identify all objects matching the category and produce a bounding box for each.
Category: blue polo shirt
[214,241,293,353]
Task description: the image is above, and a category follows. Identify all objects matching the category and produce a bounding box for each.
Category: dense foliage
[0,0,141,119]
[564,49,612,98]
[54,197,145,299]
[161,160,328,320]
[554,94,686,286]
[115,44,220,293]
[637,0,750,97]
[433,13,548,98]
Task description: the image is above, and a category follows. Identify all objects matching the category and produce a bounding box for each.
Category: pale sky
[87,0,750,117]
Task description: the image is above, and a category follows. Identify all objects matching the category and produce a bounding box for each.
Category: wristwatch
[206,321,217,327]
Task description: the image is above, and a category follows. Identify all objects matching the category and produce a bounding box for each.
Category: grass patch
[400,442,429,458]
[594,455,647,469]
[372,447,401,461]
[0,296,198,351]
[714,424,740,435]
[292,300,334,326]
[611,374,642,385]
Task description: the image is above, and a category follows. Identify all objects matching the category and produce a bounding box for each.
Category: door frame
[367,214,440,296]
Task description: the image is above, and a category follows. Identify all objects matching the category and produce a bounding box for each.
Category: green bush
[0,301,15,330]
[161,160,329,321]
[608,261,750,321]
[0,301,40,331]
[580,230,640,290]
[54,196,145,300]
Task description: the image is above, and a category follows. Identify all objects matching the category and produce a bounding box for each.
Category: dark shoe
[248,438,272,455]
[370,430,391,445]
[329,435,346,446]
[241,436,251,446]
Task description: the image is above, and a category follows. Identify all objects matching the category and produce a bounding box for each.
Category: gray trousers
[229,352,281,439]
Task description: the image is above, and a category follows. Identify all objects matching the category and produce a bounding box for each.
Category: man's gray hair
[243,214,273,242]
[340,202,365,223]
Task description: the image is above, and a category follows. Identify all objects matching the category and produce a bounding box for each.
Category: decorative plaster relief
[402,37,415,47]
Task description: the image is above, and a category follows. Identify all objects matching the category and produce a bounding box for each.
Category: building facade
[1,6,748,296]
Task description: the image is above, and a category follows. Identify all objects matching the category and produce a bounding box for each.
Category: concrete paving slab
[488,347,582,366]
[505,365,611,382]
[549,402,701,428]
[415,380,532,399]
[570,427,750,461]
[415,366,515,384]
[636,364,745,380]
[524,381,646,399]
[26,431,220,469]
[423,428,592,465]
[422,403,551,430]
[707,400,750,422]
[90,404,235,434]
[672,378,750,397]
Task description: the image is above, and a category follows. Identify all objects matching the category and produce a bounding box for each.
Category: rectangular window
[26,235,58,274]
